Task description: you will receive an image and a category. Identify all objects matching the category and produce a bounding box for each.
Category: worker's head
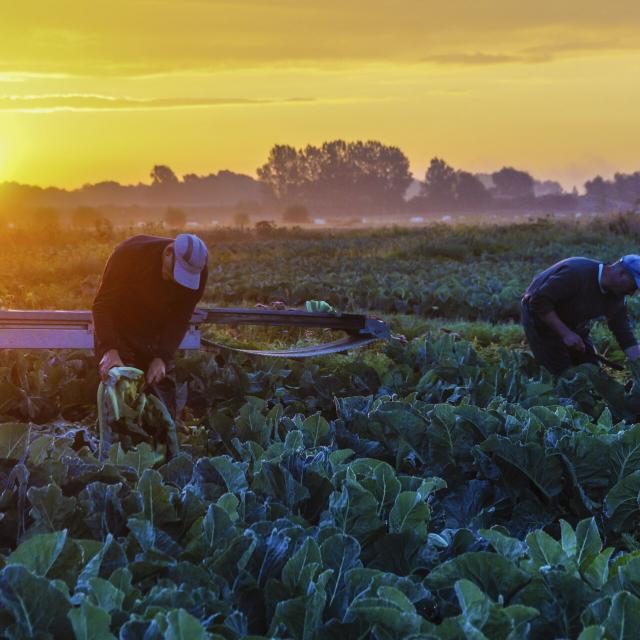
[161,234,208,289]
[603,255,640,295]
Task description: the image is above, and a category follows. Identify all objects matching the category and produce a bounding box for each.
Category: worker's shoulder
[112,234,172,256]
[554,257,599,271]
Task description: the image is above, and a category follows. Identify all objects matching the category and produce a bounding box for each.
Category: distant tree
[454,171,491,208]
[163,207,187,228]
[233,211,250,228]
[613,172,640,204]
[257,145,305,202]
[255,220,276,235]
[150,165,179,186]
[582,173,640,208]
[257,140,412,214]
[584,176,610,199]
[491,167,535,199]
[346,140,412,212]
[584,175,616,211]
[282,204,310,223]
[421,158,457,206]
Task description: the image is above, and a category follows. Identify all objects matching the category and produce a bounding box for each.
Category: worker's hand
[99,349,123,381]
[146,358,166,385]
[562,331,586,352]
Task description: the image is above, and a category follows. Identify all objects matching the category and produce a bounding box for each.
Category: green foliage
[97,366,177,461]
[4,222,640,637]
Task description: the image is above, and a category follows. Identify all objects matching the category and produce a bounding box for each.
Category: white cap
[173,234,208,290]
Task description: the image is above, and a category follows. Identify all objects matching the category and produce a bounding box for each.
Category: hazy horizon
[0,154,620,195]
[2,1,640,192]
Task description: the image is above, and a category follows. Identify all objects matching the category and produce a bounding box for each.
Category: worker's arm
[147,308,194,385]
[540,310,586,351]
[92,244,129,374]
[153,266,208,370]
[527,264,586,349]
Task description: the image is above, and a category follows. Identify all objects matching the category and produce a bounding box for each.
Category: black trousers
[520,301,598,375]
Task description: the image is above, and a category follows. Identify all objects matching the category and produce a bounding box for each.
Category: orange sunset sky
[1,0,640,191]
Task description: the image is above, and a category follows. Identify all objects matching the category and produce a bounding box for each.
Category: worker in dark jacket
[92,234,208,420]
[521,256,640,375]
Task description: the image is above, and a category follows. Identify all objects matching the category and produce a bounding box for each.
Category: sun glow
[2,1,640,189]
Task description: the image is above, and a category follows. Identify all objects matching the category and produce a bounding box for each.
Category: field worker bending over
[92,234,208,418]
[521,256,640,376]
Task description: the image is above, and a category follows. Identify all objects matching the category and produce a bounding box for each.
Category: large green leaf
[525,529,564,569]
[388,491,430,540]
[207,455,249,493]
[609,557,640,599]
[0,564,72,638]
[0,422,31,460]
[479,527,527,562]
[78,481,131,540]
[86,576,125,613]
[479,435,564,500]
[109,442,163,475]
[302,413,330,447]
[282,537,322,594]
[269,570,332,640]
[136,468,179,526]
[345,585,427,637]
[605,470,640,533]
[327,477,384,540]
[321,534,362,619]
[447,578,539,640]
[235,400,271,448]
[26,482,77,534]
[426,552,530,602]
[7,530,68,577]
[68,600,117,640]
[582,591,640,640]
[575,518,603,569]
[610,424,640,481]
[163,609,209,640]
[252,460,309,509]
[76,534,128,592]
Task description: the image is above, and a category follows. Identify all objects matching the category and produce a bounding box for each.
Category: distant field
[3,213,639,321]
[2,214,640,637]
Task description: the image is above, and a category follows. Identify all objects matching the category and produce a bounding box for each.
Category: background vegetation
[1,217,640,637]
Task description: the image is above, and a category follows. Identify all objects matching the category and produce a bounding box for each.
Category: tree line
[2,140,640,224]
[256,144,580,215]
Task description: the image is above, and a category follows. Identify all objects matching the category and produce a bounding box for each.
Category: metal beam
[0,307,390,351]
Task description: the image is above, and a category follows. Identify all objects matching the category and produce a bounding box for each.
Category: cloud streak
[0,93,322,112]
